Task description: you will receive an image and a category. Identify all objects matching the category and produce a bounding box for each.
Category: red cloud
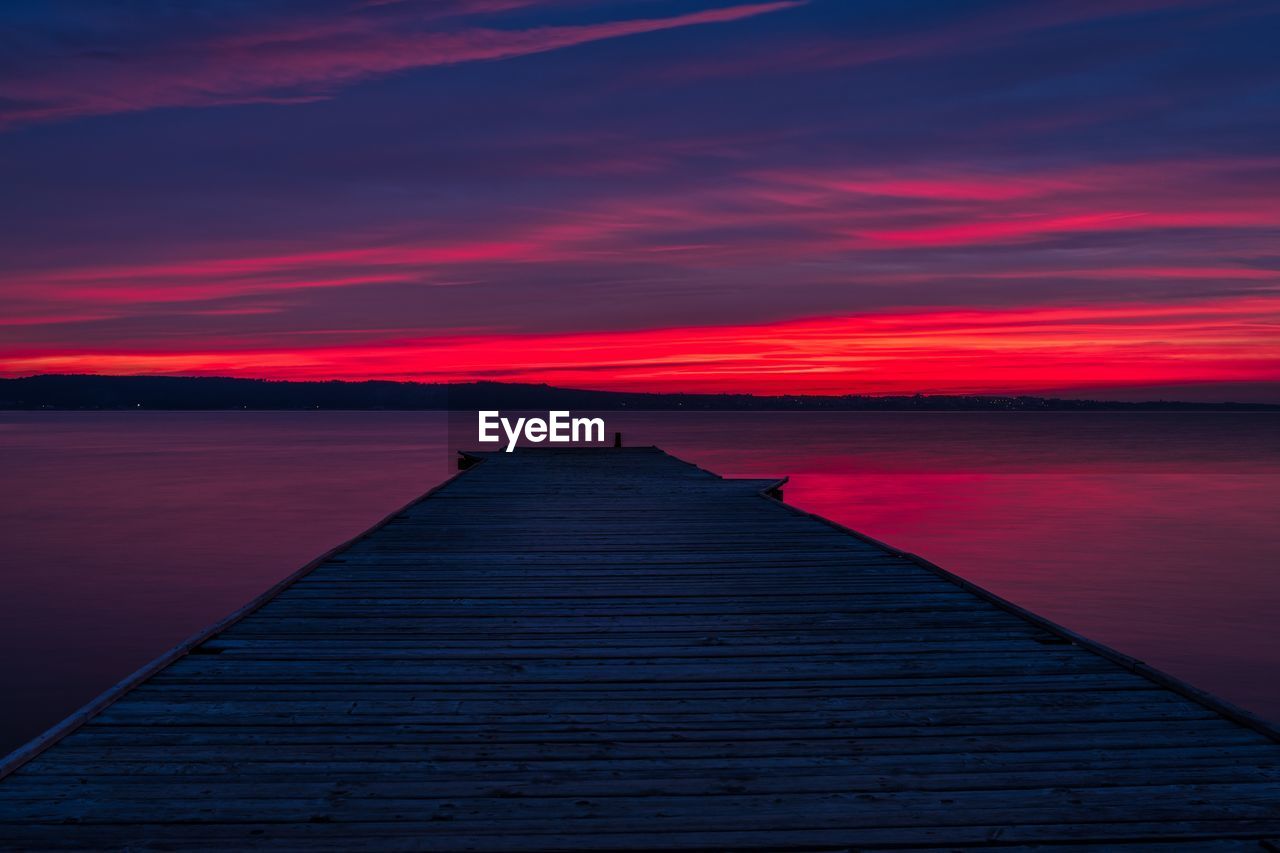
[5,296,1278,398]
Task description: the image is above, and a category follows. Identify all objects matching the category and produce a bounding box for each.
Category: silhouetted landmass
[2,374,1277,411]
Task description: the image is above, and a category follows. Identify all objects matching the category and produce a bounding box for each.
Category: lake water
[2,411,1278,756]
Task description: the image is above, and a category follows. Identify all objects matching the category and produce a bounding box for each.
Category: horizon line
[4,372,1279,408]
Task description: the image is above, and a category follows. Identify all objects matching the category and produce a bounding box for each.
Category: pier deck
[1,447,1278,850]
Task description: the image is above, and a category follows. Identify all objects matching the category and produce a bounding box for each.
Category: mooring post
[613,431,622,448]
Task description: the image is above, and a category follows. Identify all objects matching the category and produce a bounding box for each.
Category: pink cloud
[1,2,804,128]
[856,210,1278,248]
[739,160,1280,249]
[858,212,1153,246]
[4,157,1278,326]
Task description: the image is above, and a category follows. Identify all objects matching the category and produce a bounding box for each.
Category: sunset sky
[2,0,1278,399]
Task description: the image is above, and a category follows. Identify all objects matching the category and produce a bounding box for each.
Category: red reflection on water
[787,469,1280,725]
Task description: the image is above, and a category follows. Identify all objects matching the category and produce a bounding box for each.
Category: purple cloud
[0,1,803,129]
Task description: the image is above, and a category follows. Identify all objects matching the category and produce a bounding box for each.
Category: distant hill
[1,374,1277,411]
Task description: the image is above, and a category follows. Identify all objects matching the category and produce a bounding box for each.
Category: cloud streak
[5,295,1278,398]
[3,157,1278,339]
[0,1,802,128]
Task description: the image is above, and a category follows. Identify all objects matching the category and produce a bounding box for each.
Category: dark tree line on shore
[2,374,1276,411]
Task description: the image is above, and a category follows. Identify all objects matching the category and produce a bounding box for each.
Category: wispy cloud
[5,295,1278,398]
[5,157,1278,321]
[0,1,803,128]
[644,0,1226,82]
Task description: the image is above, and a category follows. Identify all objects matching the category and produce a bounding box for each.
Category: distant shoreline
[3,374,1277,412]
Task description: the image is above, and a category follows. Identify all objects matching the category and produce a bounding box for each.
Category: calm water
[2,411,1278,756]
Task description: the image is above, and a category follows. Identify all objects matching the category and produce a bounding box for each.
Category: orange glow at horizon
[4,296,1278,397]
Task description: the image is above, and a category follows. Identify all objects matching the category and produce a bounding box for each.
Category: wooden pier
[1,447,1278,850]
